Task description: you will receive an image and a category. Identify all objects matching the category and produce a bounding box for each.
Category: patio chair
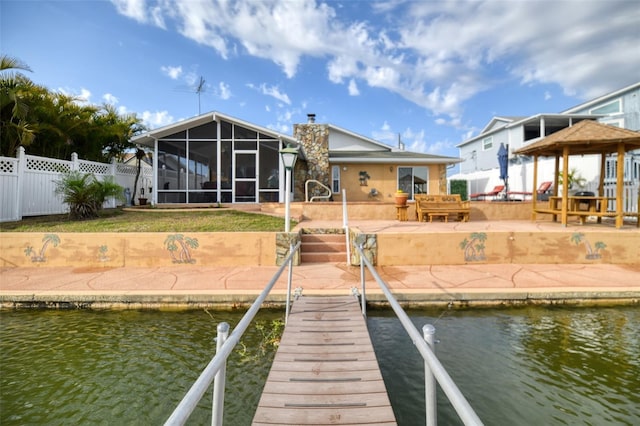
[535,181,553,201]
[508,181,552,201]
[470,185,504,201]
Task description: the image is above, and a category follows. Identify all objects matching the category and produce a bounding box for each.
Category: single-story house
[131,112,462,205]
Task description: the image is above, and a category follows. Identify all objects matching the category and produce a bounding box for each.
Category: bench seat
[415,194,470,222]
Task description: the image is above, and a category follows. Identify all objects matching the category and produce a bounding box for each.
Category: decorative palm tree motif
[571,232,606,260]
[459,232,487,261]
[164,234,199,264]
[24,234,60,262]
[98,245,109,262]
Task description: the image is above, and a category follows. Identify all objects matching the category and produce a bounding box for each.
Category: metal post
[342,189,351,265]
[285,243,294,324]
[284,167,292,232]
[359,244,366,317]
[423,324,437,426]
[212,322,229,426]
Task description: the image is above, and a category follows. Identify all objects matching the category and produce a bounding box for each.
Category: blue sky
[2,0,639,160]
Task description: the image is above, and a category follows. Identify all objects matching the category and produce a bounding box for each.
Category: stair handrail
[342,188,351,265]
[305,179,332,202]
[355,244,483,426]
[164,241,301,426]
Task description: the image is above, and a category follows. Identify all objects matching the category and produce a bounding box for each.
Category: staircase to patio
[300,230,347,263]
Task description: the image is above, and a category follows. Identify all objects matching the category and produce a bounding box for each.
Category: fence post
[212,322,229,426]
[423,324,437,426]
[15,146,26,221]
[71,152,78,171]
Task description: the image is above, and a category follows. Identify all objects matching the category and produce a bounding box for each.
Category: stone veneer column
[439,164,447,193]
[293,121,330,200]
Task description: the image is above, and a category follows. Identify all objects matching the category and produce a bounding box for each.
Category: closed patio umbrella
[498,143,509,200]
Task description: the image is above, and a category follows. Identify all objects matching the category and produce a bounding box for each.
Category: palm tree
[0,54,36,156]
[54,171,124,220]
[131,148,148,205]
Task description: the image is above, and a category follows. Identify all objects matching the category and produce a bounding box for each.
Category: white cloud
[161,65,183,80]
[113,0,640,120]
[371,121,395,145]
[141,110,175,128]
[103,93,119,104]
[58,87,92,105]
[110,0,147,24]
[348,79,359,96]
[217,82,231,100]
[247,83,291,105]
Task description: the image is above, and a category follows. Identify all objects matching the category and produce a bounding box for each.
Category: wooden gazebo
[513,120,640,228]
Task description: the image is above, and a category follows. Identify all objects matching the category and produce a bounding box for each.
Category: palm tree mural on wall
[459,232,487,262]
[571,233,606,260]
[164,234,199,263]
[24,234,60,262]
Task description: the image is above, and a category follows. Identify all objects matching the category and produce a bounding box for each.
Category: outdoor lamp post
[280,144,299,232]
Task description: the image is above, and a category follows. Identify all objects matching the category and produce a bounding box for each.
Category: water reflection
[0,309,281,425]
[1,306,639,425]
[369,306,640,426]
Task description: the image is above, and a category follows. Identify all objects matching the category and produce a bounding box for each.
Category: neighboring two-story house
[451,82,640,199]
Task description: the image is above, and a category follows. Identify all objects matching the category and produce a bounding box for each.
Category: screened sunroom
[132,112,299,204]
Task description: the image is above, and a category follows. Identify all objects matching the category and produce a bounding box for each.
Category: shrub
[54,171,124,220]
[450,179,468,200]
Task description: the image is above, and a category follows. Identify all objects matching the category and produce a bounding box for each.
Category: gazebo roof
[513,120,640,156]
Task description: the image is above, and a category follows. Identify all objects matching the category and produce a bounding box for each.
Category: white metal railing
[164,241,301,426]
[355,244,483,426]
[342,188,351,265]
[304,179,332,202]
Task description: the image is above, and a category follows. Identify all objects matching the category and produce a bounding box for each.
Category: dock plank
[253,295,396,425]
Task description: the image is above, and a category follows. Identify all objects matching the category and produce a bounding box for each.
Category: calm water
[1,306,638,425]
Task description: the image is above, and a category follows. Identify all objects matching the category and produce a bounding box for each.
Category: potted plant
[558,168,587,194]
[138,188,148,205]
[395,189,408,206]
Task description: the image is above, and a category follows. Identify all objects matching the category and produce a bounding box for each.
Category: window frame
[331,165,341,194]
[482,136,493,151]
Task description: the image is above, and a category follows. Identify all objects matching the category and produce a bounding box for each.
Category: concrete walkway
[2,219,639,307]
[2,262,639,308]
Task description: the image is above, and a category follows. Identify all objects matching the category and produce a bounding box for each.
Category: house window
[331,165,340,193]
[590,99,621,115]
[398,166,428,199]
[482,136,493,151]
[601,118,624,128]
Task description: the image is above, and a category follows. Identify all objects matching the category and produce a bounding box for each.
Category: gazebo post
[553,155,560,222]
[561,146,570,227]
[598,154,607,224]
[616,143,625,228]
[598,154,606,197]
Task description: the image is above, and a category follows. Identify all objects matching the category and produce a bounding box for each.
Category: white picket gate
[0,147,151,222]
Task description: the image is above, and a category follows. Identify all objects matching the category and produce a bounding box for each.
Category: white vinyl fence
[0,147,151,222]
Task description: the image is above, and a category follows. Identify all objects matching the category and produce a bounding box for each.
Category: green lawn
[0,208,295,232]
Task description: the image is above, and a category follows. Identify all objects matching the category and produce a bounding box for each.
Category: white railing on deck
[355,244,484,426]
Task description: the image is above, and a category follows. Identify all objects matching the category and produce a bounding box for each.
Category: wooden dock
[253,295,397,425]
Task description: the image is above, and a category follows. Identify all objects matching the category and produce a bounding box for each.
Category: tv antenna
[194,76,205,115]
[174,75,207,115]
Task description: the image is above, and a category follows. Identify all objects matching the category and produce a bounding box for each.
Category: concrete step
[300,232,347,263]
[300,252,347,263]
